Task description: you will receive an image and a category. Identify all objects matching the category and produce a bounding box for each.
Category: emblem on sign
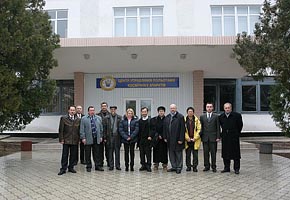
[100,76,116,91]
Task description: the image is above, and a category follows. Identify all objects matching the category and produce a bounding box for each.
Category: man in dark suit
[164,104,185,174]
[219,102,243,174]
[200,102,220,173]
[76,105,85,165]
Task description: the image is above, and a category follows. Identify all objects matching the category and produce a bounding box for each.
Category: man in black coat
[97,102,110,168]
[164,104,185,174]
[200,102,220,172]
[138,107,154,172]
[219,102,243,174]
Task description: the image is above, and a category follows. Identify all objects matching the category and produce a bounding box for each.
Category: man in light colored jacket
[80,106,103,172]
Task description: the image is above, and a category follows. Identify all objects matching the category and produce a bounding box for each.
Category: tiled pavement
[1,145,290,200]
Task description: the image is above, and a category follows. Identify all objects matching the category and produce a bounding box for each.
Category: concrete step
[32,143,62,150]
[32,141,258,151]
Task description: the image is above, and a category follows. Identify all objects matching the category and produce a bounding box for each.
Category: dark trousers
[60,144,77,171]
[75,140,85,164]
[108,138,121,168]
[185,146,198,169]
[80,141,85,162]
[203,141,217,169]
[139,143,152,168]
[223,158,240,171]
[124,143,135,168]
[100,142,110,167]
[85,143,102,169]
[168,149,183,170]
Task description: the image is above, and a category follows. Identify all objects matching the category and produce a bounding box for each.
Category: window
[260,85,271,111]
[211,5,260,36]
[241,77,275,112]
[47,10,68,38]
[42,80,74,114]
[114,7,163,37]
[242,85,257,111]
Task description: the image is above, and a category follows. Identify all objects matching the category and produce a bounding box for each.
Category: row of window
[204,79,273,113]
[46,5,261,38]
[44,79,273,115]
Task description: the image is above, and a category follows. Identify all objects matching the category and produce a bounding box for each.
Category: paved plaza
[1,142,290,200]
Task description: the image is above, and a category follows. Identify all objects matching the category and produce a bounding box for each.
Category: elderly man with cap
[103,106,122,170]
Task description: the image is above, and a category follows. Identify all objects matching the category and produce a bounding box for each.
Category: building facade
[15,0,280,133]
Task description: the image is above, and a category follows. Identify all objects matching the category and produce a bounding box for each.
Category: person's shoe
[147,168,152,172]
[203,168,210,172]
[193,168,198,172]
[125,167,129,171]
[95,167,104,171]
[235,170,240,174]
[167,168,176,172]
[221,169,230,173]
[68,168,77,173]
[153,165,158,170]
[162,165,168,171]
[139,166,146,171]
[116,167,121,170]
[212,169,217,173]
[58,170,66,176]
[86,168,91,172]
[130,166,134,171]
[176,169,181,174]
[186,167,191,171]
[109,167,114,171]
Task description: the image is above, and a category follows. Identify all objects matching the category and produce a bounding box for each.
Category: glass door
[124,98,153,118]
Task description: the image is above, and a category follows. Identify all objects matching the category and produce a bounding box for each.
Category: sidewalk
[1,142,290,199]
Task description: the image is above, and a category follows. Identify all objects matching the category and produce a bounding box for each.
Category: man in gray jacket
[80,106,103,172]
[200,102,220,172]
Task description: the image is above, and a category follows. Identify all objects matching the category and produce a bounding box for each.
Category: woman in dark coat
[151,106,168,170]
[119,108,139,171]
[219,102,243,174]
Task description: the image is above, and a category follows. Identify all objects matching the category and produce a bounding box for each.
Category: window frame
[41,80,74,115]
[211,5,261,36]
[113,6,164,37]
[241,77,275,113]
[47,9,68,38]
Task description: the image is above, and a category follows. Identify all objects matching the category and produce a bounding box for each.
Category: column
[193,70,204,117]
[74,72,84,108]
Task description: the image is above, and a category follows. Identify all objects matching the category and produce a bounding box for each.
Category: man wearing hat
[151,106,168,170]
[103,106,122,170]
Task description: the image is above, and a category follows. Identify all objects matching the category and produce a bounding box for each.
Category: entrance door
[124,98,153,118]
[204,80,236,112]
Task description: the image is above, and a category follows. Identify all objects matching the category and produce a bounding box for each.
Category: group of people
[58,102,243,175]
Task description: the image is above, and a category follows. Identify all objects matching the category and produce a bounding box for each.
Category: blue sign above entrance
[96,77,179,91]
